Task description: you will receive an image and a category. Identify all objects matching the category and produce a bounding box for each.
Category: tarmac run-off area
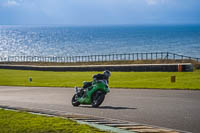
[0,86,199,133]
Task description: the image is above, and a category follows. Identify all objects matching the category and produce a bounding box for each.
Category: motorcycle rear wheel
[92,91,105,108]
[72,94,80,106]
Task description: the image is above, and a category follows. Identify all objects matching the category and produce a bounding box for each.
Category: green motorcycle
[72,79,110,107]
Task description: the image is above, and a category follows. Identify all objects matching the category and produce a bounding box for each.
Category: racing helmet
[103,70,111,77]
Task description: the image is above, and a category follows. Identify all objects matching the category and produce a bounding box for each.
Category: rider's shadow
[81,105,137,110]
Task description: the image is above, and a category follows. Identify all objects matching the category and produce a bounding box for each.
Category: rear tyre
[91,91,105,108]
[72,94,80,106]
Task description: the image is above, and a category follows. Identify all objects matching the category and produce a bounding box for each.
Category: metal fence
[0,52,199,63]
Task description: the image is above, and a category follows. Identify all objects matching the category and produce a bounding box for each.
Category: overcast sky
[0,0,200,25]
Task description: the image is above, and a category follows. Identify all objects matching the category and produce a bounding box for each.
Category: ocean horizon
[0,24,200,58]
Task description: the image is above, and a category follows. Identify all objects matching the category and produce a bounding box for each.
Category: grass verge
[0,69,199,89]
[0,109,107,133]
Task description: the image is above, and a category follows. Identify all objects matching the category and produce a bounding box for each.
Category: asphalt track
[0,86,199,133]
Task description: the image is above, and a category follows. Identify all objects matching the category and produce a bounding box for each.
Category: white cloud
[3,0,20,7]
[146,0,167,5]
[146,0,157,5]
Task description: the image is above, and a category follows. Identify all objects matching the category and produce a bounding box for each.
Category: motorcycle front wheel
[72,94,80,106]
[91,91,105,108]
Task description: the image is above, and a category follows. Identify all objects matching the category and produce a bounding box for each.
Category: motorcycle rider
[80,70,111,97]
[93,70,111,84]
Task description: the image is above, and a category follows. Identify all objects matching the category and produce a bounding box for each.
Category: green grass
[0,69,200,89]
[0,109,108,133]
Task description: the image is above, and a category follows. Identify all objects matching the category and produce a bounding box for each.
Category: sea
[0,25,200,58]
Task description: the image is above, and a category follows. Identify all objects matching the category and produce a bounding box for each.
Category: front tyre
[72,94,80,106]
[92,91,105,108]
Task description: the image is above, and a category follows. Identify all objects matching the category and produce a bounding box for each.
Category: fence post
[53,56,57,62]
[58,56,60,62]
[65,56,67,63]
[8,56,10,62]
[94,55,96,62]
[146,53,148,60]
[124,54,126,60]
[68,56,70,63]
[166,52,169,60]
[16,56,18,62]
[59,57,61,63]
[31,56,33,62]
[88,56,90,62]
[92,55,94,62]
[128,53,130,61]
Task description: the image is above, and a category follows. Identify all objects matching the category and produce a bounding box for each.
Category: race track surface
[0,86,199,133]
